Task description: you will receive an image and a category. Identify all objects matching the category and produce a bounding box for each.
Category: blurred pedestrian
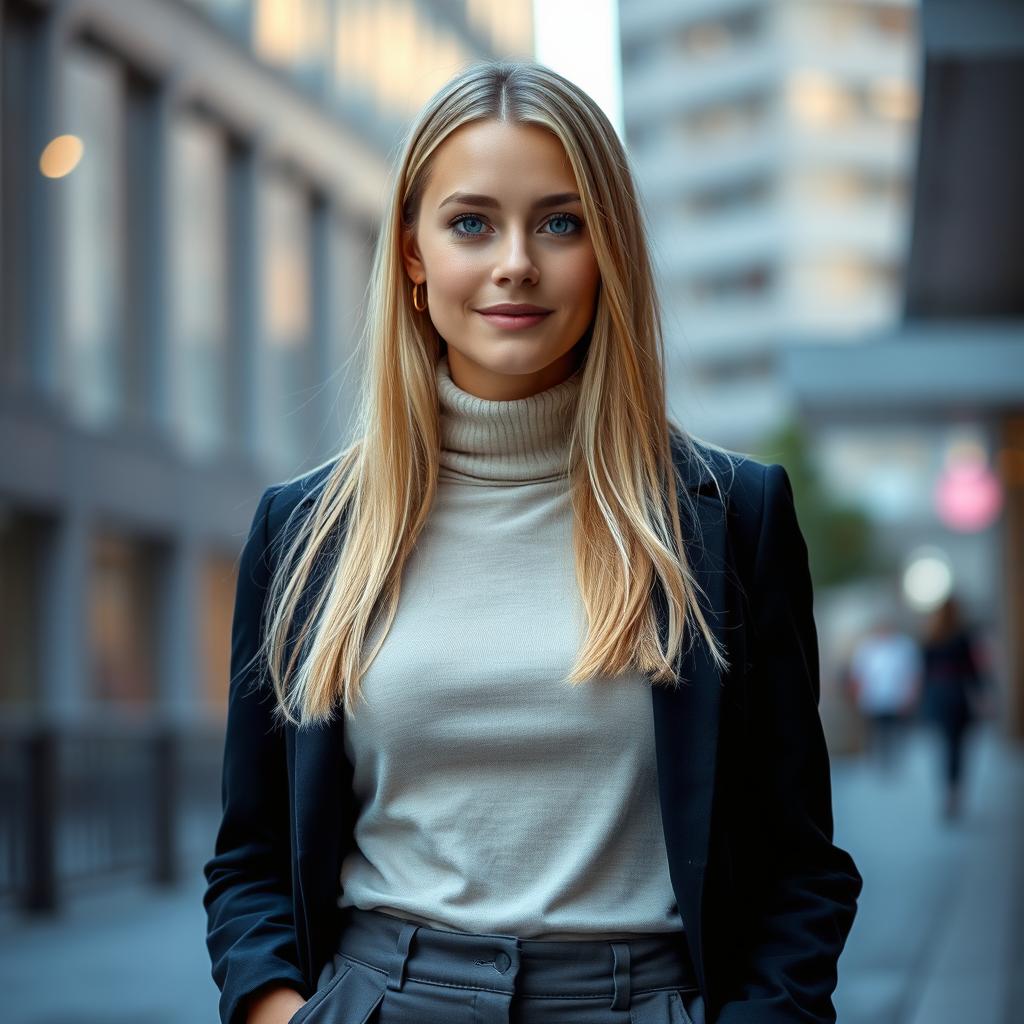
[848,614,922,773]
[920,595,990,820]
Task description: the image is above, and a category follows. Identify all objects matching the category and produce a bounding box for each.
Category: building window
[261,171,313,468]
[793,254,900,301]
[200,552,236,714]
[0,508,45,708]
[90,534,160,712]
[684,92,768,141]
[689,264,775,302]
[792,168,908,205]
[170,112,230,460]
[254,0,331,89]
[675,8,765,60]
[785,71,861,126]
[685,175,773,217]
[61,41,126,429]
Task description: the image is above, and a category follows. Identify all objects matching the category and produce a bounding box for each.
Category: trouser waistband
[334,906,699,1010]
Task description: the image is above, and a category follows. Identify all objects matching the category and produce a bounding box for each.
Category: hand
[246,985,306,1024]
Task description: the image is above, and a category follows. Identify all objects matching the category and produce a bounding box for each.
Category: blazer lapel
[649,471,729,1001]
[650,482,729,869]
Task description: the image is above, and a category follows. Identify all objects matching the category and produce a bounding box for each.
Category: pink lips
[475,304,553,331]
[477,311,551,330]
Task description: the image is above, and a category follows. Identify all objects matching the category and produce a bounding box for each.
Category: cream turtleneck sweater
[336,355,683,939]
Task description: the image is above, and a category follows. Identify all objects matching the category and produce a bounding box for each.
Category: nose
[491,227,539,288]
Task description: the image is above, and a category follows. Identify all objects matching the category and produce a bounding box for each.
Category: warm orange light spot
[39,134,84,178]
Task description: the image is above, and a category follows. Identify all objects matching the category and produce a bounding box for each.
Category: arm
[203,485,309,1024]
[718,463,863,1024]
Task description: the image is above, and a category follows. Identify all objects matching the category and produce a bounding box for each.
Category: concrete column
[310,194,336,464]
[1001,415,1024,740]
[125,77,175,439]
[156,534,202,723]
[39,510,89,723]
[26,5,70,400]
[226,139,266,468]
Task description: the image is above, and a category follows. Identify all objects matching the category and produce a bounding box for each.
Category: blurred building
[0,0,532,910]
[619,0,919,448]
[781,0,1024,737]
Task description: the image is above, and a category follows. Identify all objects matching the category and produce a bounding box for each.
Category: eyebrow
[438,191,582,211]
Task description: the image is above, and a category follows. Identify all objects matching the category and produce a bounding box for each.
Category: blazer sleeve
[717,462,863,1024]
[203,484,308,1024]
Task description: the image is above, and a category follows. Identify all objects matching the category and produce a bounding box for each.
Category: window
[261,171,313,467]
[685,176,773,216]
[688,264,775,302]
[0,508,45,708]
[792,168,908,205]
[684,92,768,141]
[170,112,230,460]
[786,71,860,126]
[61,42,126,429]
[90,533,160,711]
[200,552,237,713]
[676,8,764,60]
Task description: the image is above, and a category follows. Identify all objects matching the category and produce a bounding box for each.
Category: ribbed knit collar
[435,354,583,483]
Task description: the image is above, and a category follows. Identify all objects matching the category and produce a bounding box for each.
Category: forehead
[422,120,578,202]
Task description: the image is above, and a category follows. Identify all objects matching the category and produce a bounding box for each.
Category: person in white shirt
[849,615,923,772]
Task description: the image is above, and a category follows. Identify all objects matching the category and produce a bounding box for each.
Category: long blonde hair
[260,59,732,729]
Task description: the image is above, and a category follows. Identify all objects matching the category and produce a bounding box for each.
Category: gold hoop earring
[412,281,427,312]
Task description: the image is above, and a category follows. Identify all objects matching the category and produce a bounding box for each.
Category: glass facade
[200,552,236,712]
[61,42,125,430]
[170,112,230,460]
[261,172,313,469]
[89,534,160,711]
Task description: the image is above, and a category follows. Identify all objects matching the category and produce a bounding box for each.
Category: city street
[3,723,1022,1024]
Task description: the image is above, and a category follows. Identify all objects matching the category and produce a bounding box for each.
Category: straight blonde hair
[260,59,732,729]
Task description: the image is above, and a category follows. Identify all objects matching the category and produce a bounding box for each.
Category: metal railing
[0,714,226,913]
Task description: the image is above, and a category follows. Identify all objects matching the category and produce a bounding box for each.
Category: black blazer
[203,438,862,1024]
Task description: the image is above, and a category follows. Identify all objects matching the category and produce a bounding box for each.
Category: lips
[475,303,553,316]
[476,308,552,331]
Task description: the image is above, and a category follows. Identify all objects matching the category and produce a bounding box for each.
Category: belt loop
[387,922,420,991]
[610,941,631,1010]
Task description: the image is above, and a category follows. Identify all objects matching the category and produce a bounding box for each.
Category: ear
[401,227,426,285]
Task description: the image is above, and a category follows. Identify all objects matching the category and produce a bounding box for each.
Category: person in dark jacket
[920,594,991,820]
[203,59,862,1024]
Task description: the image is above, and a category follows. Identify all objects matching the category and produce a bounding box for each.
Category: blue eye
[450,214,488,238]
[448,213,583,239]
[545,215,580,236]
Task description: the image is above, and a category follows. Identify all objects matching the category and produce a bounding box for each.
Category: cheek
[422,242,486,301]
[556,251,601,308]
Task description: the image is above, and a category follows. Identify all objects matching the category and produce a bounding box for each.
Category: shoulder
[671,433,805,578]
[671,431,779,516]
[260,458,339,547]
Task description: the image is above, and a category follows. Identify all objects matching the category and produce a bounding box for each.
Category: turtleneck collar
[435,353,583,483]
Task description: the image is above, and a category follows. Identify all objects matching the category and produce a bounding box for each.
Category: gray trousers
[288,906,707,1024]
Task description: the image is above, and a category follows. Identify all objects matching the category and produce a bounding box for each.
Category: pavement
[2,721,1022,1024]
[833,719,1024,1024]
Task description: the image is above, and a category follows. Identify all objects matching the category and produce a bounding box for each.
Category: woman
[920,594,990,819]
[203,60,862,1024]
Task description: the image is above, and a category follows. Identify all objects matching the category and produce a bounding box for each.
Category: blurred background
[0,0,1022,1021]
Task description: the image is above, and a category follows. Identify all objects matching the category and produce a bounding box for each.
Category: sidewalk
[2,722,1022,1023]
[832,720,1024,1024]
[0,861,221,1023]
